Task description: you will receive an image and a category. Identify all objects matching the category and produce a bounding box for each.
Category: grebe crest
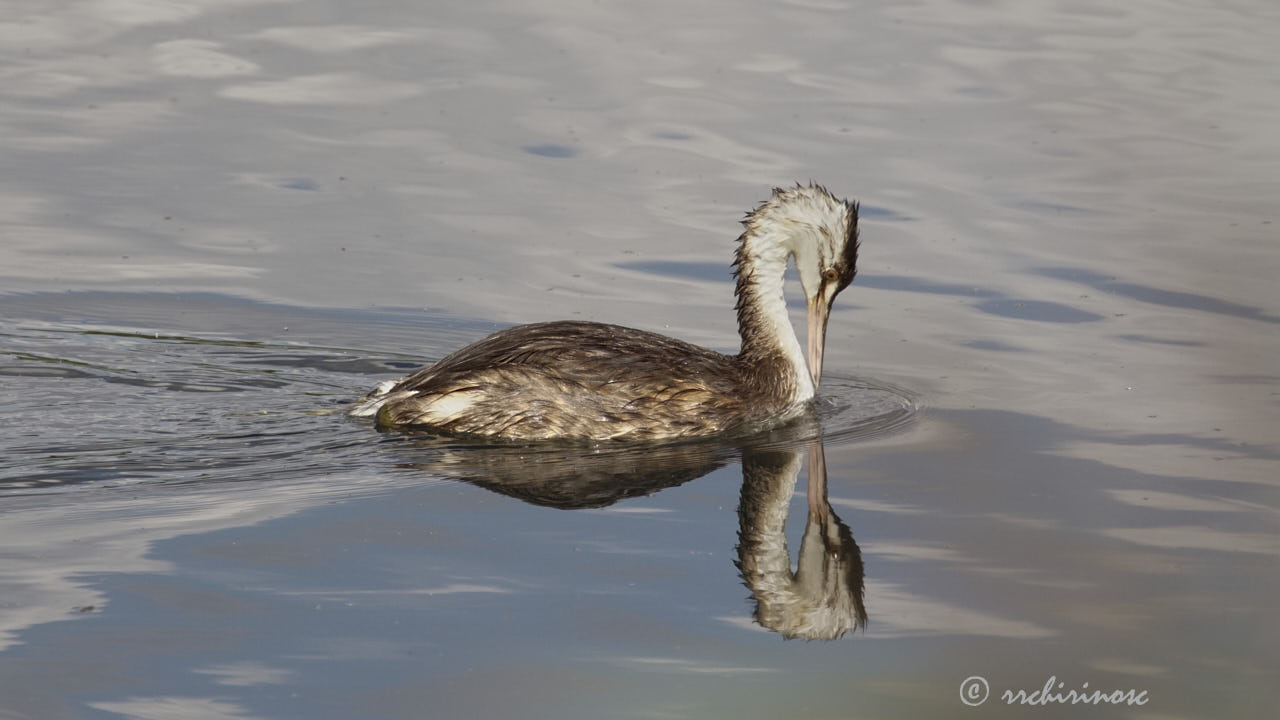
[353,183,860,442]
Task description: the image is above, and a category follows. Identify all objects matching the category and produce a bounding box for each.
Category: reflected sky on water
[1,0,1278,717]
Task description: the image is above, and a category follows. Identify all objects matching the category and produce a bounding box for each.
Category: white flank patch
[420,390,478,422]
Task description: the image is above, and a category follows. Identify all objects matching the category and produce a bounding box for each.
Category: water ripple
[1,312,914,495]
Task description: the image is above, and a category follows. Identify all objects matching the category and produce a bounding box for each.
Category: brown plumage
[352,184,860,442]
[371,321,800,440]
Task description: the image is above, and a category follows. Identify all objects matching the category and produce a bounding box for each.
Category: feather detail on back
[372,321,800,441]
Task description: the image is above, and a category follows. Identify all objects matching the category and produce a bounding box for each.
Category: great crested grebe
[352,184,859,441]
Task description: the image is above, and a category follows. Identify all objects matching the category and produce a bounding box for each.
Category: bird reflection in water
[735,442,865,640]
[395,419,865,640]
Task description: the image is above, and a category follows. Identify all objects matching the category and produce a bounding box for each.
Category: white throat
[740,232,816,403]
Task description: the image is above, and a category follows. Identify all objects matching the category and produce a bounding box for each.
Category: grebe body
[353,184,859,441]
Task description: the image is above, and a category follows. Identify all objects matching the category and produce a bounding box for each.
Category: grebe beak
[806,294,832,387]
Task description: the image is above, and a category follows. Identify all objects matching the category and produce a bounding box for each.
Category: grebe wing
[397,321,736,390]
[375,321,755,440]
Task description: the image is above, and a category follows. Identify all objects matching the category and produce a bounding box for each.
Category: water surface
[2,0,1278,718]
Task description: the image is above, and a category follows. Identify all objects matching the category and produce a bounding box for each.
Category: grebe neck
[733,225,815,402]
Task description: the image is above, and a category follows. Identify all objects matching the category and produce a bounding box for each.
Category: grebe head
[746,184,859,386]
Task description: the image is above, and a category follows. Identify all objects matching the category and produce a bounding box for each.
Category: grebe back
[352,184,859,441]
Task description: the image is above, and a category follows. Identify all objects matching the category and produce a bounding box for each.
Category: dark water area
[0,292,923,718]
[2,291,1276,719]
